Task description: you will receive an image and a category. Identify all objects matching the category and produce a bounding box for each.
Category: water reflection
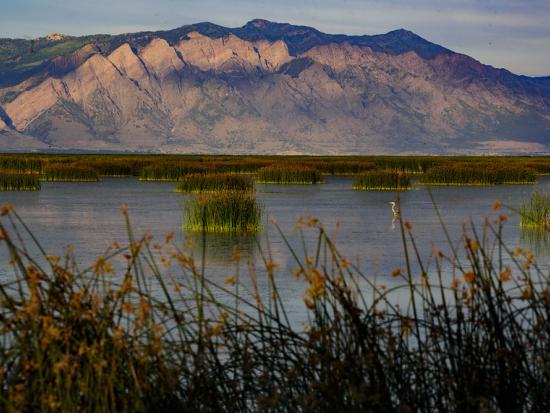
[185,231,257,265]
[520,227,550,258]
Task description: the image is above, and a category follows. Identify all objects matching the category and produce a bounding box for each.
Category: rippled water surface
[1,176,549,320]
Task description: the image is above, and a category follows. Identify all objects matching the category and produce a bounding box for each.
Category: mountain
[0,19,549,154]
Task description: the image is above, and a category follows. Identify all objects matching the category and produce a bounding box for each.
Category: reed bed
[0,156,43,173]
[374,157,435,173]
[306,160,377,175]
[353,171,411,190]
[41,164,99,182]
[184,190,263,233]
[420,164,537,185]
[139,161,207,181]
[176,173,254,193]
[0,204,548,411]
[205,160,273,174]
[256,165,322,184]
[520,191,550,230]
[0,154,546,180]
[0,172,41,191]
[74,159,147,176]
[518,160,550,175]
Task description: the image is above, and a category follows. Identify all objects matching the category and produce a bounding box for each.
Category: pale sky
[1,0,549,76]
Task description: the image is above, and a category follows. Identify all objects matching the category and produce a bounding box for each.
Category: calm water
[1,176,549,320]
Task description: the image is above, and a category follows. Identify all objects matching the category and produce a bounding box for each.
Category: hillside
[0,19,548,154]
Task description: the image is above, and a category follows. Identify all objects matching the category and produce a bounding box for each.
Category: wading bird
[388,201,400,231]
[388,201,400,218]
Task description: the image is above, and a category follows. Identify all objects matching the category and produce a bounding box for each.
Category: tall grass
[74,159,145,176]
[507,159,550,176]
[306,160,376,175]
[0,156,42,173]
[42,164,99,182]
[176,173,254,193]
[0,172,40,191]
[374,157,435,173]
[520,191,550,230]
[0,154,546,181]
[0,204,548,411]
[184,191,263,233]
[139,161,207,181]
[256,165,322,184]
[353,171,411,190]
[205,160,273,174]
[420,164,537,185]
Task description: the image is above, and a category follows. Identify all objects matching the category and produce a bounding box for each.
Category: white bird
[388,201,400,218]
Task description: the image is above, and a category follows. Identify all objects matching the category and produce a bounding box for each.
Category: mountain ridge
[0,19,548,154]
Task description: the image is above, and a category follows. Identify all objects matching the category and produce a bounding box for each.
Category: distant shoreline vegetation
[419,164,537,186]
[41,164,99,182]
[0,154,547,191]
[256,164,323,185]
[176,173,254,193]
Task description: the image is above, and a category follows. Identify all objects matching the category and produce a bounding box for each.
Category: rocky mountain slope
[0,19,549,154]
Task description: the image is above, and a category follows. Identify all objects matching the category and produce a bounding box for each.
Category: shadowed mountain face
[0,19,549,154]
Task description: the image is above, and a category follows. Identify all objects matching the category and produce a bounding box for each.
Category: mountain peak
[245,19,273,29]
[389,28,414,35]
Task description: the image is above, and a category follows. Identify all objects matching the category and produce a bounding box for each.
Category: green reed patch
[184,191,263,233]
[520,191,550,230]
[177,173,254,193]
[256,165,322,184]
[42,164,99,182]
[420,164,537,185]
[140,161,207,181]
[353,171,411,190]
[0,172,40,191]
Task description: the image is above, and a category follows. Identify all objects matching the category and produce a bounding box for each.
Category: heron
[388,201,400,218]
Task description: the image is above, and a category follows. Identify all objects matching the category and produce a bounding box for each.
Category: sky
[1,0,549,76]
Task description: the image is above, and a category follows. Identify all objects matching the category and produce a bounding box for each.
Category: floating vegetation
[353,171,411,190]
[419,164,537,185]
[42,164,99,182]
[176,173,254,193]
[256,165,322,184]
[0,172,41,191]
[140,161,207,181]
[184,191,263,233]
[520,191,550,230]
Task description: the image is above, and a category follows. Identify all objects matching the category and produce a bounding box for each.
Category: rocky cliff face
[0,20,548,154]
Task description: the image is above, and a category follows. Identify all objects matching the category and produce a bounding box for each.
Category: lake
[1,176,549,322]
